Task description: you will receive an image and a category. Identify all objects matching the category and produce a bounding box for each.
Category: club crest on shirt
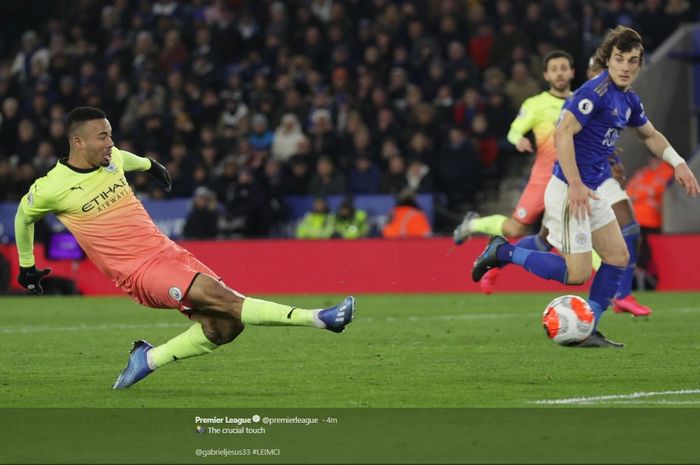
[169,287,183,301]
[104,162,117,172]
[575,232,588,245]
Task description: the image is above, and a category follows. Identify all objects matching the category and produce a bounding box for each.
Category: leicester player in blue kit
[472,26,700,347]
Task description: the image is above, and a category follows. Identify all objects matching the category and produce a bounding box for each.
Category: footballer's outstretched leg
[112,274,357,388]
[187,274,356,332]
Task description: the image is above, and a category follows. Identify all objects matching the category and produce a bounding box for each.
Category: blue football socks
[514,234,552,252]
[616,221,640,299]
[589,263,626,326]
[497,242,568,283]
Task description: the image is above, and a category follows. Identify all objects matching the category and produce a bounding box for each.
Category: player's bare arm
[633,121,700,196]
[554,110,598,219]
[515,137,533,153]
[506,98,537,154]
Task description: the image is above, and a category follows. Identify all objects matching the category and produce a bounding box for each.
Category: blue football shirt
[553,70,648,189]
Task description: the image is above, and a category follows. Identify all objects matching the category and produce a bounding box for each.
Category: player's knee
[504,220,527,238]
[202,319,245,346]
[605,249,629,268]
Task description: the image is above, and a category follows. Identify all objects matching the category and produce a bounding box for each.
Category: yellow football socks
[149,323,218,368]
[470,214,508,236]
[241,298,322,327]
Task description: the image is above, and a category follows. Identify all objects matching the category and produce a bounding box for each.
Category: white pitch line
[669,307,700,313]
[596,400,700,405]
[0,322,188,334]
[532,389,700,405]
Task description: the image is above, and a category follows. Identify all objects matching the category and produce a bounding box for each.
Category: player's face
[78,119,114,168]
[543,57,574,93]
[606,46,642,88]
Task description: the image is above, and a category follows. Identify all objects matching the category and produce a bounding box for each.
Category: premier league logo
[578,99,593,115]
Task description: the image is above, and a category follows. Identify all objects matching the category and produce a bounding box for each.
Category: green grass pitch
[1,292,699,408]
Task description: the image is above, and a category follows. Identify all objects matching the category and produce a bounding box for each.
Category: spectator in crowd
[120,72,166,132]
[308,155,346,197]
[271,113,307,163]
[436,126,481,211]
[345,126,373,170]
[15,119,39,165]
[0,97,21,156]
[332,197,369,239]
[248,113,274,152]
[349,154,382,195]
[261,158,287,233]
[666,0,695,26]
[382,190,432,238]
[504,61,541,112]
[34,141,56,176]
[221,168,272,238]
[296,196,334,239]
[218,90,250,139]
[48,118,69,156]
[405,132,436,170]
[10,31,49,84]
[0,159,12,201]
[469,22,495,71]
[380,155,408,195]
[184,186,220,240]
[405,158,433,194]
[308,108,341,161]
[471,112,500,197]
[282,154,313,196]
[490,17,531,70]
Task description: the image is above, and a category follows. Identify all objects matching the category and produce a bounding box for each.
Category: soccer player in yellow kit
[15,107,355,389]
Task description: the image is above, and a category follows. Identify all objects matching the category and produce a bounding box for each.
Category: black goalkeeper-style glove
[18,266,52,295]
[147,158,172,192]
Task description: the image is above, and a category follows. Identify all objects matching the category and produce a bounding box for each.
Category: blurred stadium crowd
[0,0,697,238]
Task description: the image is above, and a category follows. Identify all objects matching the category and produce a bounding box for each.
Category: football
[542,295,595,345]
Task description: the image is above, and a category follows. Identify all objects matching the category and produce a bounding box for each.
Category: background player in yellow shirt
[15,107,355,389]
